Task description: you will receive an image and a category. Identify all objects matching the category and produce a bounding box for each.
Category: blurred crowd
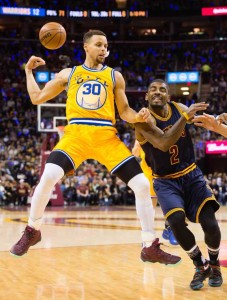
[59,162,136,207]
[0,37,227,207]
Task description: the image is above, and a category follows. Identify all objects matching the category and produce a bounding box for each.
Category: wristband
[182,111,190,121]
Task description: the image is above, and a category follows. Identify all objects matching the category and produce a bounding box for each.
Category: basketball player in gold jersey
[132,140,178,245]
[10,30,206,263]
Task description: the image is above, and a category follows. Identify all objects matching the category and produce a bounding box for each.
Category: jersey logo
[76,80,107,110]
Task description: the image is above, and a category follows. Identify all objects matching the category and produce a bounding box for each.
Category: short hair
[148,79,169,93]
[83,30,107,44]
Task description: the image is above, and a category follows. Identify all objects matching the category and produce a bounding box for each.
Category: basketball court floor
[0,205,226,300]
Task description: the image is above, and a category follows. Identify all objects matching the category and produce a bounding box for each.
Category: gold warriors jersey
[139,147,156,197]
[140,148,152,175]
[54,63,133,172]
[66,64,116,125]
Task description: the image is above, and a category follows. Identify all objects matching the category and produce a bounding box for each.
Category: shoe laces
[193,265,208,279]
[16,227,35,246]
[152,239,173,257]
[153,239,163,250]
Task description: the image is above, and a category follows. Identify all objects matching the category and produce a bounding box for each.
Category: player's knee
[201,219,220,235]
[128,173,150,197]
[168,211,185,228]
[40,163,64,185]
[199,202,220,234]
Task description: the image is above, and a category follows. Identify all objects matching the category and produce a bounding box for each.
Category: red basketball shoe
[141,238,181,265]
[10,225,41,256]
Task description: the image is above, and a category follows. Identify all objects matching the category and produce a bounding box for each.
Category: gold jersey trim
[195,197,220,223]
[172,101,192,124]
[138,139,147,145]
[153,163,196,179]
[149,103,172,121]
[165,208,185,219]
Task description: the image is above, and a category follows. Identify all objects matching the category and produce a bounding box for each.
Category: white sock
[28,163,64,230]
[128,173,156,247]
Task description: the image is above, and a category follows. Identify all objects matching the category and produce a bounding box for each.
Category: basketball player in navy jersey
[134,79,223,290]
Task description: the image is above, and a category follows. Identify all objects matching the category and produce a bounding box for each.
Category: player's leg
[143,168,178,245]
[147,175,178,246]
[185,167,221,289]
[148,184,179,247]
[113,157,181,265]
[114,158,155,245]
[199,202,222,287]
[10,150,75,256]
[154,176,212,290]
[153,172,178,246]
[167,210,212,290]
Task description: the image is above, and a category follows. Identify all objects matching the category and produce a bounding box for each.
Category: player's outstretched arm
[135,102,209,151]
[135,117,187,152]
[216,113,227,124]
[25,56,71,105]
[193,113,227,138]
[114,71,149,123]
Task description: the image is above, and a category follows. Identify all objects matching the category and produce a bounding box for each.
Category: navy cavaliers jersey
[140,102,195,178]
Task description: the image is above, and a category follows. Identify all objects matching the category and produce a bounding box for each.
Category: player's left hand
[25,56,46,71]
[136,108,150,122]
[185,102,209,120]
[216,113,227,125]
[192,113,218,131]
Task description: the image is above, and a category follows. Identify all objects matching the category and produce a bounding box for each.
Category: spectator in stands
[210,178,220,203]
[16,179,31,206]
[63,182,77,206]
[76,180,89,206]
[97,180,113,206]
[0,181,6,205]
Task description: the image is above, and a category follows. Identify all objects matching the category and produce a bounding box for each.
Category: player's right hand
[136,108,150,123]
[25,56,46,71]
[185,102,209,120]
[216,113,227,125]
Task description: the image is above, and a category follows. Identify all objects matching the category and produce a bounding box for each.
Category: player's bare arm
[193,113,227,138]
[217,113,227,124]
[25,56,71,105]
[135,102,209,151]
[114,71,149,123]
[135,116,187,152]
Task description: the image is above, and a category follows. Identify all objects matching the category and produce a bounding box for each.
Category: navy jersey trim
[66,66,77,92]
[52,149,76,169]
[111,156,134,174]
[82,64,108,72]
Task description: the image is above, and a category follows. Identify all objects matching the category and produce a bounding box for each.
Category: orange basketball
[39,22,66,50]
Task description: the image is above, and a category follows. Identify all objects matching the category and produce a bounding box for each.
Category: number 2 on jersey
[169,145,180,165]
